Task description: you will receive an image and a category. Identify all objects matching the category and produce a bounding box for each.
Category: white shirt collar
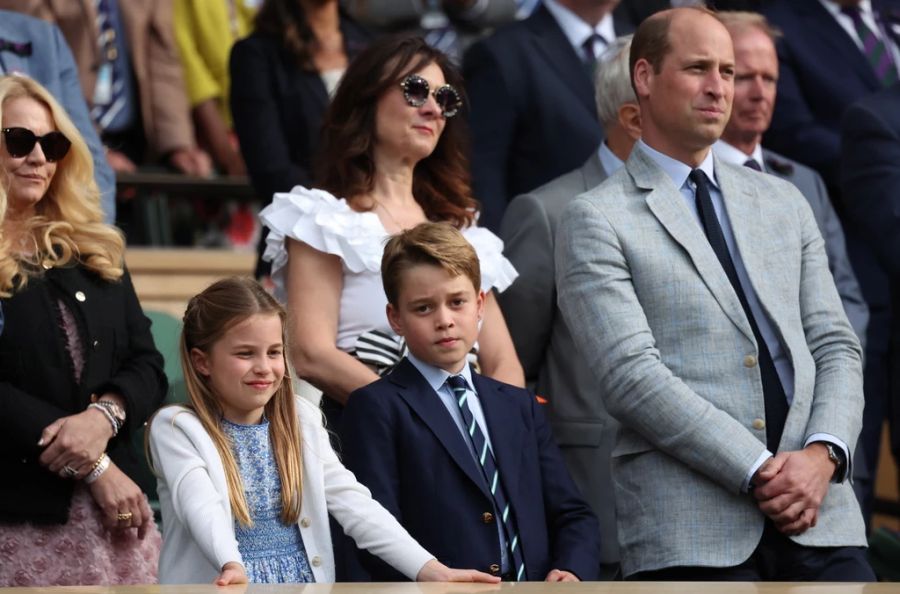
[597,140,625,175]
[406,352,474,393]
[637,139,719,191]
[713,140,765,171]
[543,0,616,58]
[819,0,874,20]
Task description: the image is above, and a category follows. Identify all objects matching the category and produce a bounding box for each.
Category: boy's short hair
[381,222,481,305]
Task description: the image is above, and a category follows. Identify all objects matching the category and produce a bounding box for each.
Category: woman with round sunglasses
[0,76,167,586]
[260,35,523,433]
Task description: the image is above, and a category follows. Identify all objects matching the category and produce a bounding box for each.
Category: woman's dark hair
[254,0,319,69]
[314,35,477,228]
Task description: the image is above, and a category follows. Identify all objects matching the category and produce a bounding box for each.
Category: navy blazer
[762,0,900,188]
[340,358,601,581]
[229,12,370,204]
[463,5,635,230]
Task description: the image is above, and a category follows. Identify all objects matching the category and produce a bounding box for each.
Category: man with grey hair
[496,34,638,580]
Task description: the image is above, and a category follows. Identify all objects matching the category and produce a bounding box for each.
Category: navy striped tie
[841,6,899,86]
[447,375,526,581]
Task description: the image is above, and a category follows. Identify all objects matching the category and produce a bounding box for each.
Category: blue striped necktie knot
[446,375,527,581]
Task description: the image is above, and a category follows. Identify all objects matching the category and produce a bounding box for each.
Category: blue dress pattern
[223,418,315,583]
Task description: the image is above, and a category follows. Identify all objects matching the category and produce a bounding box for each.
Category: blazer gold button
[75,291,86,302]
[744,354,757,368]
[752,418,766,430]
[300,517,311,528]
[482,512,494,524]
[311,556,321,567]
[489,564,500,575]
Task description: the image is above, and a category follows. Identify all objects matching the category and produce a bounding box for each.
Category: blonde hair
[381,222,481,305]
[0,75,124,297]
[178,276,303,526]
[717,11,782,42]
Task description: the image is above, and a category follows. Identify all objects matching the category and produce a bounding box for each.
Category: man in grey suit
[712,11,868,348]
[556,6,873,580]
[497,35,639,579]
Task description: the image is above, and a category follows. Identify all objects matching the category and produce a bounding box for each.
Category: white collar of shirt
[543,0,616,58]
[597,140,625,175]
[713,140,765,172]
[406,352,475,394]
[636,139,719,192]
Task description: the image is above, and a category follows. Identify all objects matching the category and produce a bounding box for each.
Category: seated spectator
[1,0,212,176]
[497,34,638,580]
[341,222,601,582]
[258,36,522,437]
[0,9,115,222]
[230,0,370,277]
[0,75,167,586]
[173,0,258,176]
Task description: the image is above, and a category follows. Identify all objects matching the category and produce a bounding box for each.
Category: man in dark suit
[762,0,900,191]
[496,34,637,579]
[841,83,900,519]
[463,0,631,230]
[341,223,600,582]
[713,11,868,344]
[0,9,115,221]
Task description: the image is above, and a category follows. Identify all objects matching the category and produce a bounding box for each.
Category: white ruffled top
[260,186,518,352]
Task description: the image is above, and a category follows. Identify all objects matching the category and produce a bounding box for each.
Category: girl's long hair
[0,75,124,297]
[177,276,302,526]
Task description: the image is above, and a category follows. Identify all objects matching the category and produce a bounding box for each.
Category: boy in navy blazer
[340,222,601,582]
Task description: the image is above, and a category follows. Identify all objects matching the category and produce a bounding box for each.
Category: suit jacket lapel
[631,149,755,343]
[389,360,492,501]
[525,6,596,116]
[473,374,525,498]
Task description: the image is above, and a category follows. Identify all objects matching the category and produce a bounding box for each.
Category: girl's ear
[191,347,211,377]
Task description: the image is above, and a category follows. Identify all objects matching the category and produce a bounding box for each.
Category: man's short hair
[595,35,636,127]
[381,222,481,306]
[629,6,721,88]
[717,11,782,42]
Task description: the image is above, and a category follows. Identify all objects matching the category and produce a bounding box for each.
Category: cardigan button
[489,564,501,575]
[311,556,322,567]
[482,512,494,524]
[300,517,311,528]
[75,291,86,302]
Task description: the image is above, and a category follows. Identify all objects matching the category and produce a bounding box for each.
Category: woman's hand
[87,460,153,539]
[38,408,114,476]
[215,562,248,586]
[416,559,501,583]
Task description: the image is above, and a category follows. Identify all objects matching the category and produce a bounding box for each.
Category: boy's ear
[477,290,485,323]
[386,303,405,336]
[190,347,211,377]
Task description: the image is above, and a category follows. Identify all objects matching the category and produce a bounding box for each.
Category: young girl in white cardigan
[148,277,500,585]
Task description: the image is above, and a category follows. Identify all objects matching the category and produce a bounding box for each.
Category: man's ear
[633,58,653,99]
[386,303,405,337]
[191,347,211,377]
[618,102,642,141]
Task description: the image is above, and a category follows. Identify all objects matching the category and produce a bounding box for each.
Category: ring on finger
[116,511,133,522]
[62,465,78,478]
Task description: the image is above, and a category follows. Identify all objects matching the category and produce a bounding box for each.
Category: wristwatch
[820,442,846,483]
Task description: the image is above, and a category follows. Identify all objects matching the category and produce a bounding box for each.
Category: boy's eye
[451,298,466,307]
[414,304,432,314]
[236,351,253,358]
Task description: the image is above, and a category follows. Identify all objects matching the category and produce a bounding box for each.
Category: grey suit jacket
[555,147,867,576]
[498,152,617,565]
[0,10,115,222]
[762,148,868,350]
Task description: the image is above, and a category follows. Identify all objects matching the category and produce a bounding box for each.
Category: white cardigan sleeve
[149,406,243,572]
[300,400,434,580]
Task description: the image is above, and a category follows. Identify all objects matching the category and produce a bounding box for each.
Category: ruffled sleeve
[259,186,388,300]
[462,225,518,293]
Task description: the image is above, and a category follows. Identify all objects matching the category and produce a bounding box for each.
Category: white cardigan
[149,397,434,584]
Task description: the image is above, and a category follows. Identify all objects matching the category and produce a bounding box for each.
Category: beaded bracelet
[83,452,110,484]
[88,402,120,437]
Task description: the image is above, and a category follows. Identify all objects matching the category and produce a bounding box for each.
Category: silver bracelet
[83,453,110,484]
[88,402,119,437]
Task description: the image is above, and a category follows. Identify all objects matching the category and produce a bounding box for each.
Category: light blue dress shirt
[406,353,510,572]
[636,140,850,486]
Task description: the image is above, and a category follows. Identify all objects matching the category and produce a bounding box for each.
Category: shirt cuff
[743,450,773,492]
[805,433,851,482]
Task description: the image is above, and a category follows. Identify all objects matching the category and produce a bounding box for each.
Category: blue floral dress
[223,418,314,583]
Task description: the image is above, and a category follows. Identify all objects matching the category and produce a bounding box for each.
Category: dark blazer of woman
[229,11,371,204]
[0,264,167,524]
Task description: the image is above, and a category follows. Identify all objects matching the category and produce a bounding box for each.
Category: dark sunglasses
[2,127,71,162]
[399,74,462,118]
